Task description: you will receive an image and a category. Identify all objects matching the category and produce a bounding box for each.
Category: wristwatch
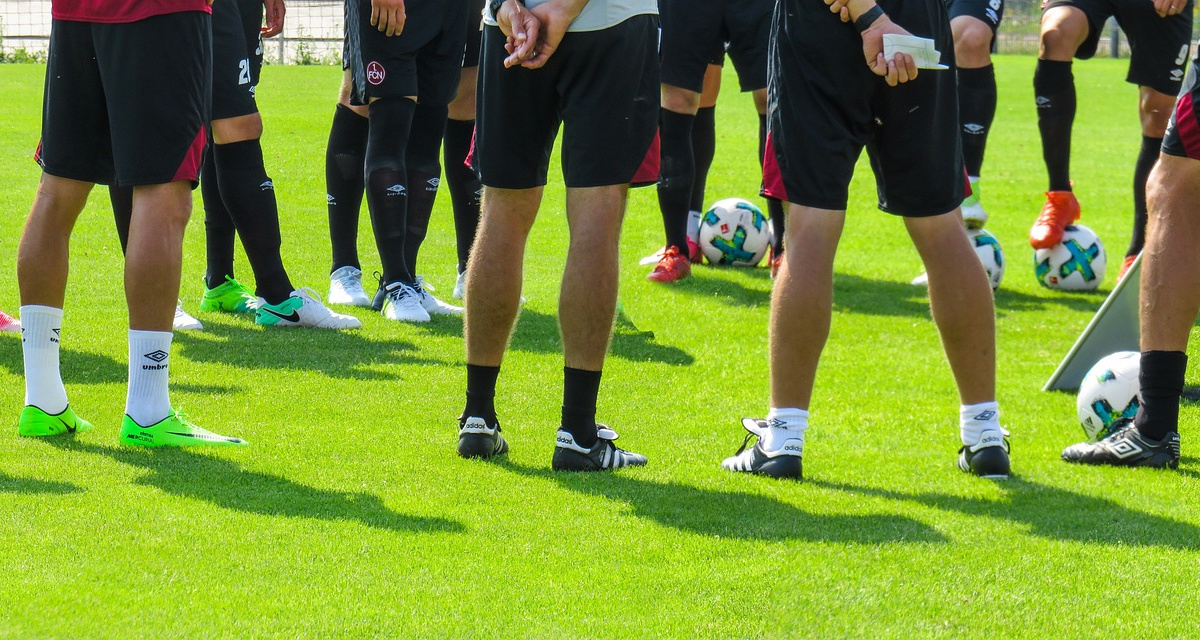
[489,0,525,18]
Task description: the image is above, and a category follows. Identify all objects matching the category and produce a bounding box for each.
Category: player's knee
[1039,15,1086,59]
[661,85,701,114]
[1140,93,1176,137]
[953,23,993,64]
[211,113,263,144]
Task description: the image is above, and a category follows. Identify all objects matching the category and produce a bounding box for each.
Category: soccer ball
[968,229,1004,290]
[698,198,771,266]
[1077,351,1141,441]
[1034,224,1106,291]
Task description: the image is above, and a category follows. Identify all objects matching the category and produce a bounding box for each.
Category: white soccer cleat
[256,287,361,329]
[381,282,431,323]
[415,276,463,316]
[173,303,203,331]
[452,268,466,300]
[910,272,929,287]
[328,265,371,307]
[639,246,667,266]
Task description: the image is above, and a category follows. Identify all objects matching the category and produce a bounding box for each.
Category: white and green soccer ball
[1034,224,1107,291]
[968,228,1004,290]
[698,198,770,267]
[1077,351,1141,442]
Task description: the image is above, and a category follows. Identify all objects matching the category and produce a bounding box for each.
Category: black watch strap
[854,5,885,32]
[489,0,525,17]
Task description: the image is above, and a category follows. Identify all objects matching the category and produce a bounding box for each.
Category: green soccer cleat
[119,409,247,447]
[199,276,258,313]
[18,405,94,437]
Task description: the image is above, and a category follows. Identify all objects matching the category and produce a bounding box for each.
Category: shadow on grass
[832,273,1104,318]
[419,308,694,366]
[43,439,464,534]
[500,462,946,544]
[668,268,771,308]
[173,319,450,380]
[811,477,1200,549]
[0,344,126,385]
[0,470,84,495]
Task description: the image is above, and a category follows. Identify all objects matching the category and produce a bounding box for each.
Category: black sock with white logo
[327,104,370,272]
[1134,350,1187,441]
[1128,136,1161,258]
[212,139,294,304]
[464,364,500,425]
[1033,59,1075,192]
[562,367,602,448]
[657,109,696,252]
[200,155,238,288]
[958,64,997,178]
[444,118,481,273]
[365,97,417,286]
[402,104,448,279]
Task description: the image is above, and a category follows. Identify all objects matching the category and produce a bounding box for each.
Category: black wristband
[854,5,885,32]
[489,0,525,18]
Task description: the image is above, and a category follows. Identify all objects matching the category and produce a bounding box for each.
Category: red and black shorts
[475,15,659,189]
[660,0,770,93]
[1043,0,1191,95]
[1162,53,1200,159]
[211,0,265,120]
[36,12,210,187]
[344,0,467,106]
[763,0,963,216]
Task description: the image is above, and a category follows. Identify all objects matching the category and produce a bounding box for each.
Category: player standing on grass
[1059,47,1200,469]
[1029,0,1191,280]
[456,0,657,470]
[445,0,487,301]
[647,0,782,283]
[330,0,468,323]
[110,0,361,331]
[17,0,246,446]
[721,0,1010,479]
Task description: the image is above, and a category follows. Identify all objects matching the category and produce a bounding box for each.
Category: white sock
[687,210,702,243]
[20,305,68,413]
[960,401,1001,447]
[126,330,173,426]
[762,407,809,452]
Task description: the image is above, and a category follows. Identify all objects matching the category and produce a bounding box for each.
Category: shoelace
[295,286,325,304]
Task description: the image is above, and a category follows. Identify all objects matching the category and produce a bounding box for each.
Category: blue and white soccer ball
[698,198,771,267]
[1077,351,1141,442]
[1034,224,1106,291]
[969,228,1004,290]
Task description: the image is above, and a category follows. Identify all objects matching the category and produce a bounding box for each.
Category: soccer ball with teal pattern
[1077,351,1141,442]
[1034,224,1106,291]
[698,198,770,267]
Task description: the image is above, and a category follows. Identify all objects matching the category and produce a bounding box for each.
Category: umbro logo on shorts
[367,61,386,86]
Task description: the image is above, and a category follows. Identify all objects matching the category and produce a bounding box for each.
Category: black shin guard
[445,118,482,273]
[403,103,449,279]
[1034,59,1075,192]
[958,64,997,178]
[365,97,417,285]
[201,152,238,289]
[326,104,370,272]
[212,139,294,304]
[1129,136,1161,257]
[657,109,696,251]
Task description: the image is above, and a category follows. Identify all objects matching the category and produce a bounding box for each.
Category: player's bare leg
[560,185,627,371]
[1142,155,1200,351]
[18,175,92,309]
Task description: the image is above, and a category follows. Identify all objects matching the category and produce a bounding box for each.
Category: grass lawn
[1,56,1198,638]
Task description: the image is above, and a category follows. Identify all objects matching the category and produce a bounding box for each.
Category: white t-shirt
[485,0,657,33]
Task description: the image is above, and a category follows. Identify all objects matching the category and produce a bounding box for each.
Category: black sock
[109,185,133,253]
[690,106,716,213]
[562,367,601,448]
[403,103,448,280]
[464,364,500,424]
[1134,350,1187,440]
[445,118,481,273]
[201,150,238,289]
[657,109,696,251]
[326,104,370,273]
[1129,136,1161,258]
[757,113,786,255]
[958,64,997,178]
[1034,59,1075,192]
[364,97,417,286]
[212,139,294,304]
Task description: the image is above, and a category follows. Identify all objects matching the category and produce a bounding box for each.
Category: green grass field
[2,57,1199,638]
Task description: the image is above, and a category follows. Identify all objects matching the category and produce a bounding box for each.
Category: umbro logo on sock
[425,177,440,190]
[973,410,997,421]
[50,328,60,344]
[386,184,407,196]
[963,123,985,135]
[142,349,169,370]
[259,180,274,191]
[144,350,169,363]
[327,193,336,204]
[767,418,789,429]
[1036,96,1051,108]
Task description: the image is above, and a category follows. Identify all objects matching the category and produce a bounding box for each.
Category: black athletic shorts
[36,13,211,187]
[948,0,1004,34]
[660,0,770,93]
[345,0,467,105]
[763,0,963,216]
[211,0,265,120]
[1162,54,1200,159]
[1043,0,1191,95]
[475,15,659,189]
[463,0,484,69]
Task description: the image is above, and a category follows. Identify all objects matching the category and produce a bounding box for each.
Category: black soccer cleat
[551,425,647,471]
[457,416,508,460]
[1061,420,1180,469]
[957,428,1011,478]
[721,418,803,479]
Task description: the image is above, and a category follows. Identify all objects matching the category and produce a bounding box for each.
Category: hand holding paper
[882,34,949,70]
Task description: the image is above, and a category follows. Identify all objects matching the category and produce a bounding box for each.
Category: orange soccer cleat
[646,245,692,283]
[1117,254,1138,282]
[1029,190,1081,249]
